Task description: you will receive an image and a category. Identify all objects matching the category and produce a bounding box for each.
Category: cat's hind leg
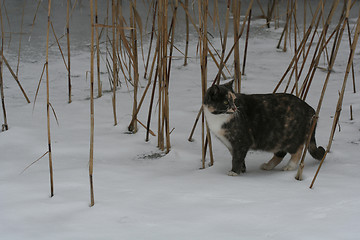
[283,145,304,171]
[261,151,286,170]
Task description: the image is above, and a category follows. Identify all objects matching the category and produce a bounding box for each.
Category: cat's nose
[231,105,237,112]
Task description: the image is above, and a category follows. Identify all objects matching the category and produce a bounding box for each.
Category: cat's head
[203,80,238,114]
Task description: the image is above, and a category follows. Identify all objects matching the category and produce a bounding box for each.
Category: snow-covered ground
[1,2,360,240]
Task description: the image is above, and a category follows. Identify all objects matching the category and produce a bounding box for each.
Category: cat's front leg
[228,147,248,176]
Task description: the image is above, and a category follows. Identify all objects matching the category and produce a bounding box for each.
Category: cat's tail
[308,127,325,160]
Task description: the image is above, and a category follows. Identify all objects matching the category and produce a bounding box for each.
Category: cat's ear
[210,85,220,96]
[223,80,234,92]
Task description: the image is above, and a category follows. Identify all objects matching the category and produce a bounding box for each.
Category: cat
[203,80,325,176]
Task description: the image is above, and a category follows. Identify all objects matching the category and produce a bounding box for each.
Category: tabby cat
[203,80,325,176]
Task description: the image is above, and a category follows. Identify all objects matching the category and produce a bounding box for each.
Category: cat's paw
[282,164,297,171]
[261,163,273,171]
[228,171,238,176]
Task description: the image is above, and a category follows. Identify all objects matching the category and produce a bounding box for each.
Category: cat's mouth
[203,105,238,115]
[228,105,238,113]
[211,107,237,115]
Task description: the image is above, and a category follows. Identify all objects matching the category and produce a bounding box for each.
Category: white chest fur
[203,106,233,151]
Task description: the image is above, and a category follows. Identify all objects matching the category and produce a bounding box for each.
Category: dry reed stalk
[350,105,353,121]
[296,0,343,181]
[33,63,46,112]
[145,40,159,142]
[145,19,160,142]
[50,22,68,71]
[129,0,139,133]
[214,0,222,39]
[67,0,72,103]
[214,0,254,83]
[199,0,206,168]
[273,1,323,93]
[310,2,359,188]
[242,8,251,75]
[156,0,165,150]
[275,0,279,29]
[0,1,8,131]
[2,55,30,103]
[45,0,54,197]
[184,0,189,66]
[300,0,341,101]
[276,0,293,50]
[198,0,213,168]
[166,0,178,83]
[95,0,102,98]
[284,0,290,51]
[2,2,10,47]
[303,0,306,59]
[29,0,41,40]
[288,8,323,95]
[293,0,299,96]
[346,20,356,93]
[217,0,231,81]
[16,0,25,77]
[179,1,230,79]
[188,106,202,142]
[89,0,95,207]
[111,0,117,126]
[144,1,157,78]
[233,0,241,93]
[266,0,276,28]
[163,0,171,153]
[128,48,158,132]
[105,0,110,86]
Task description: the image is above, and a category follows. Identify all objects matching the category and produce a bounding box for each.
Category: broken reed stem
[350,105,353,121]
[67,0,72,103]
[50,22,68,71]
[310,4,360,188]
[95,0,102,98]
[45,0,54,198]
[2,55,30,103]
[0,2,8,131]
[89,0,95,207]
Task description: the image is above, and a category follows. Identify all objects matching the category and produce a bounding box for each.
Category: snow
[1,1,360,240]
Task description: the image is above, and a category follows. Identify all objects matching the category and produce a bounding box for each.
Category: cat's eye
[223,100,229,105]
